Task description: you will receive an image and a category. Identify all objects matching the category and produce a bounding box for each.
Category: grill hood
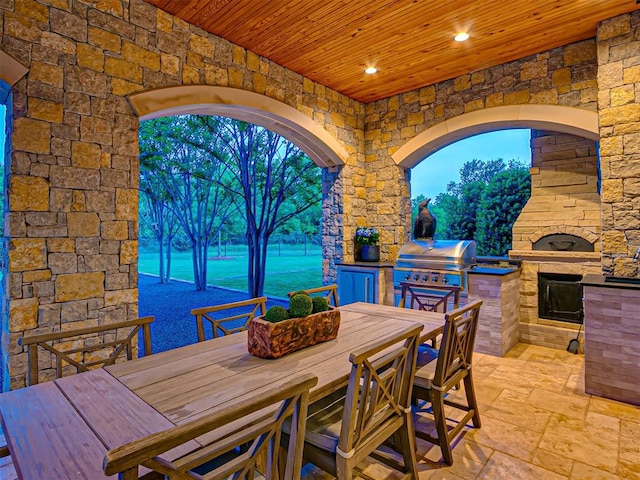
[396,239,477,271]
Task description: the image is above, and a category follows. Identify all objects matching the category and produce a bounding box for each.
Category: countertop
[582,273,640,290]
[336,262,395,268]
[467,266,520,276]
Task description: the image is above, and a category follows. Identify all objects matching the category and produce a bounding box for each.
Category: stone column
[597,11,640,276]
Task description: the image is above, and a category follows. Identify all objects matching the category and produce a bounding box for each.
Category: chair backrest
[288,284,340,307]
[398,282,462,312]
[20,316,154,386]
[432,300,482,389]
[191,297,268,342]
[339,324,422,456]
[103,373,318,480]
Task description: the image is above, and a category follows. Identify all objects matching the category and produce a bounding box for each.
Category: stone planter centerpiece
[248,292,340,359]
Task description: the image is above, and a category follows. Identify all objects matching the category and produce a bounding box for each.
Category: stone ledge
[509,250,601,262]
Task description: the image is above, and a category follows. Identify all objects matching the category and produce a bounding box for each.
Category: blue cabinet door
[338,268,377,304]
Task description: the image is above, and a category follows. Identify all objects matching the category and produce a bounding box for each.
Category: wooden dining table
[0,302,444,479]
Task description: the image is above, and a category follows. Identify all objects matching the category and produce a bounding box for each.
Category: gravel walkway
[138,273,288,353]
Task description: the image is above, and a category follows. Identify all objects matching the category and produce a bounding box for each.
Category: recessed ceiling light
[364,66,378,74]
[454,32,470,42]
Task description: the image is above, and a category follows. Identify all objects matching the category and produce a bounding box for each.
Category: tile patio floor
[1,344,638,479]
[303,343,640,480]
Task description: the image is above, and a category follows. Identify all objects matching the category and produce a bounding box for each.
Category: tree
[141,116,236,291]
[444,181,486,240]
[195,117,322,297]
[139,121,182,283]
[476,168,531,255]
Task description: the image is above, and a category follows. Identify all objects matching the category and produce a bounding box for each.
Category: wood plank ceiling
[145,0,640,103]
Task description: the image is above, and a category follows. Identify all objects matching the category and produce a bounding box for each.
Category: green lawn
[138,250,323,298]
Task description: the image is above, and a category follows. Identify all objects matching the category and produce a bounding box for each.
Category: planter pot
[360,245,380,262]
[248,307,341,359]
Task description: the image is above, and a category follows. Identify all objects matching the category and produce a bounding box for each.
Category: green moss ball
[289,290,311,298]
[311,296,330,313]
[264,305,290,323]
[289,293,313,317]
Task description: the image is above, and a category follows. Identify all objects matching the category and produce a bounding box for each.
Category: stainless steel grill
[393,239,477,304]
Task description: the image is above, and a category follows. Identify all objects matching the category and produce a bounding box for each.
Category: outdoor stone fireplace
[510,129,602,349]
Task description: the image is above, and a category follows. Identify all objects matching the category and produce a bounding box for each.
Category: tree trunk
[247,232,258,297]
[158,239,166,284]
[164,234,173,283]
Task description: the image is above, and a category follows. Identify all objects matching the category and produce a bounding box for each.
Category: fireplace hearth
[538,273,583,324]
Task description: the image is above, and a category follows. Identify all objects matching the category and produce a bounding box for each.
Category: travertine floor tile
[480,397,551,432]
[416,437,488,478]
[589,396,640,423]
[538,419,619,473]
[526,388,589,418]
[484,365,566,393]
[570,462,623,480]
[463,416,542,462]
[532,449,573,477]
[476,451,567,480]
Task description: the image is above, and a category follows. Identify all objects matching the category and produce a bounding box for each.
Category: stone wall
[0,0,363,389]
[511,130,601,251]
[597,11,640,276]
[364,39,599,247]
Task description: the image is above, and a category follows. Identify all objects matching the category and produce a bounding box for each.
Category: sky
[410,129,532,200]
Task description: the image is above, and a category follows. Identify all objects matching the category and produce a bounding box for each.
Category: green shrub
[289,290,311,298]
[311,296,330,313]
[264,305,290,323]
[289,293,313,317]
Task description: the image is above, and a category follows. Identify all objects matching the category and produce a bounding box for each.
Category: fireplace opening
[533,234,594,252]
[538,273,583,323]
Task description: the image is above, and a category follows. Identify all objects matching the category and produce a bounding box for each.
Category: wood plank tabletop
[107,302,445,427]
[0,381,113,480]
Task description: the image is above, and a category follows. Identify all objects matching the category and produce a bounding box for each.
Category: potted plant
[248,292,341,359]
[355,226,380,262]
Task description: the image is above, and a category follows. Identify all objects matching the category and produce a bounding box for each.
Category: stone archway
[391,105,599,168]
[128,85,348,168]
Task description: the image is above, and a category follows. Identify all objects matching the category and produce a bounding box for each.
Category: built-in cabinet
[336,262,394,305]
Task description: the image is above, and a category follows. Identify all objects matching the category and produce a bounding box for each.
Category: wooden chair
[191,297,267,342]
[0,431,16,480]
[288,284,340,307]
[398,282,462,313]
[20,316,154,386]
[286,324,422,480]
[412,300,483,465]
[103,373,318,480]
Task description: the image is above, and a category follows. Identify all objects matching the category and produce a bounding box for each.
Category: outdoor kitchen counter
[582,274,640,406]
[467,266,521,357]
[581,273,640,289]
[468,266,520,275]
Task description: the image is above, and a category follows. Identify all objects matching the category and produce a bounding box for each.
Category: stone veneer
[1,3,639,387]
[583,281,640,406]
[597,12,640,276]
[468,270,521,357]
[510,129,602,349]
